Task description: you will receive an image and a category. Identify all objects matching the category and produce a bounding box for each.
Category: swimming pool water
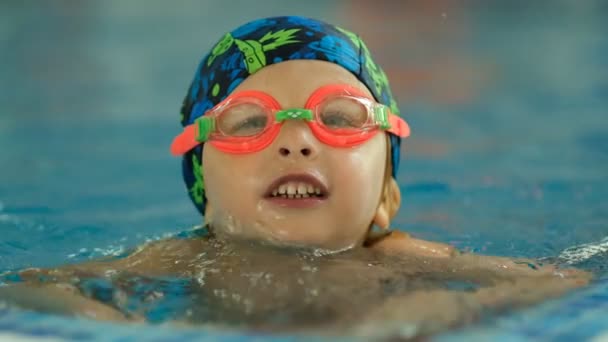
[1,1,606,340]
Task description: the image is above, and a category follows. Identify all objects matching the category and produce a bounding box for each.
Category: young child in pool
[0,16,591,337]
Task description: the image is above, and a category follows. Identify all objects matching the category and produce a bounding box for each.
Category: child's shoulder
[117,228,211,274]
[50,227,213,278]
[367,230,456,258]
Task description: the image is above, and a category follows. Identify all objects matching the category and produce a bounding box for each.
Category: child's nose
[278,146,312,157]
[275,121,319,159]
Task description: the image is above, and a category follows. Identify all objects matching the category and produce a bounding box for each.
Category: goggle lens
[316,96,370,134]
[216,99,271,137]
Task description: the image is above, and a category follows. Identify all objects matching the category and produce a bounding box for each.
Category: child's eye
[320,112,359,129]
[230,116,268,136]
[218,103,269,136]
[319,97,368,130]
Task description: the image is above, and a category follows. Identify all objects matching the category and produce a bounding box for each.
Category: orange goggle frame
[171,84,410,155]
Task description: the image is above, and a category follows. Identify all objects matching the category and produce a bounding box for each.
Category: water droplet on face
[220,214,242,235]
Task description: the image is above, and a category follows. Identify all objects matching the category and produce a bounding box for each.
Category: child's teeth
[297,183,307,195]
[287,183,296,195]
[272,181,324,199]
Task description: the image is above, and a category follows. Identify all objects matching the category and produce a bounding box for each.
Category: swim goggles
[171,84,410,155]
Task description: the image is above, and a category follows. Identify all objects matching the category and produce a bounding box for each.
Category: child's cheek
[203,149,258,218]
[329,135,387,226]
[337,152,381,205]
[335,136,386,195]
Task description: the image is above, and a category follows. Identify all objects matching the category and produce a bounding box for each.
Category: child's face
[202,60,390,251]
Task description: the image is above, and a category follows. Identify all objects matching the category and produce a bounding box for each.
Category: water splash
[556,237,608,265]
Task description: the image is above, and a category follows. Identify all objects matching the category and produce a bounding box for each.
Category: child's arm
[361,232,592,338]
[357,274,587,339]
[0,283,141,322]
[13,237,198,283]
[0,238,195,320]
[369,230,592,282]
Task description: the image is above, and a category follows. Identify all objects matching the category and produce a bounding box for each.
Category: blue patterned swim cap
[179,16,403,215]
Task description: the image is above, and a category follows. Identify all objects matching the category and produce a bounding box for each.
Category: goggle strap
[387,113,411,138]
[373,105,391,130]
[275,108,313,122]
[170,124,197,156]
[373,104,411,138]
[196,117,215,142]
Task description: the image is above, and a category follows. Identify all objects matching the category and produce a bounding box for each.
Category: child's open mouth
[264,173,329,208]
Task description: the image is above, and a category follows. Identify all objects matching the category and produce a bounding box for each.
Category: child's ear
[372,177,401,229]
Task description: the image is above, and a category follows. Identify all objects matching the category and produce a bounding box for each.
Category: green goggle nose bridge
[195,108,313,142]
[275,108,313,123]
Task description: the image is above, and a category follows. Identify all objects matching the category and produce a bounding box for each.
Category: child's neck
[206,223,360,257]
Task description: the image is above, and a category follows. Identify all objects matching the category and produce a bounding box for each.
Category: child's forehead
[231,60,372,107]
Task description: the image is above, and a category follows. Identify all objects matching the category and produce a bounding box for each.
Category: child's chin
[267,229,358,253]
